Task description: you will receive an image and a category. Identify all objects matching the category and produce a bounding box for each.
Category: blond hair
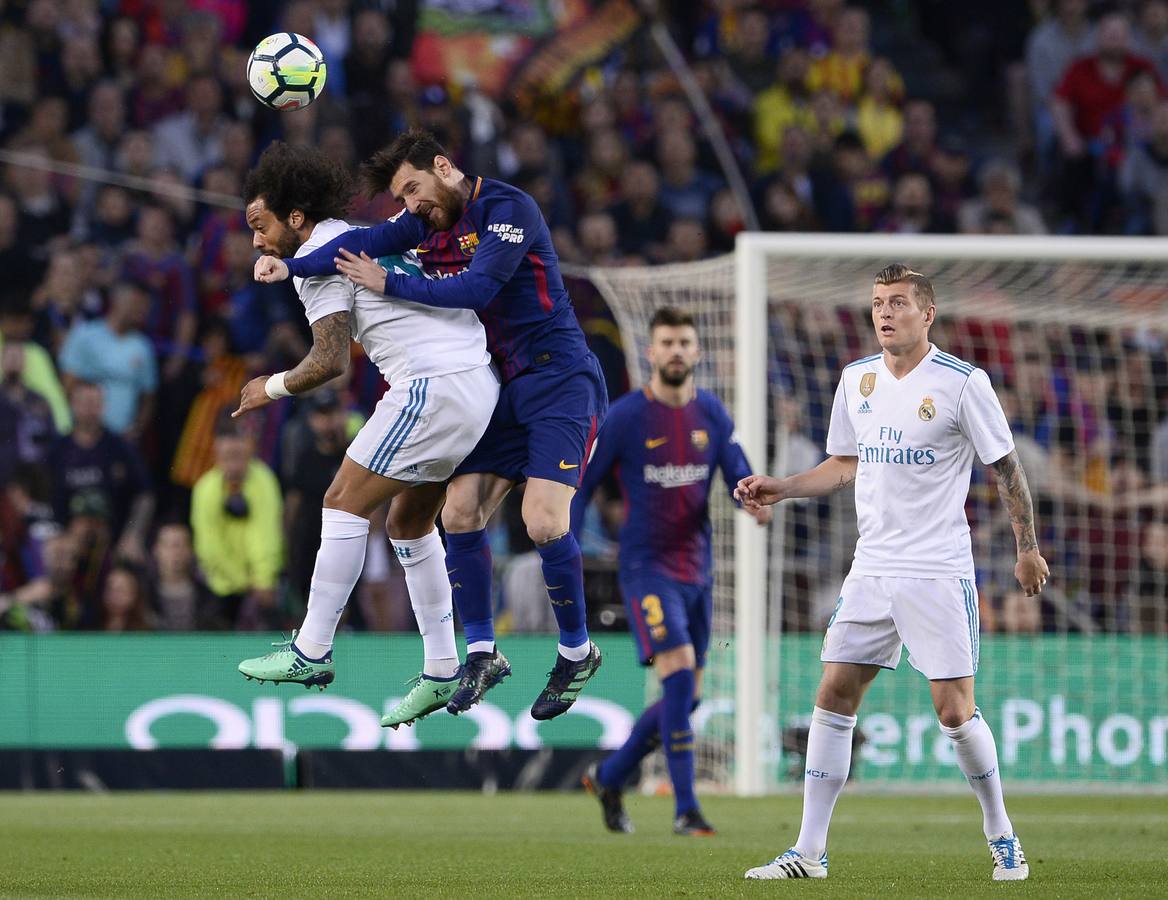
[874,263,935,310]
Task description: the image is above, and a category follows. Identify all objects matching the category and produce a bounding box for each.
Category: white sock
[467,640,495,656]
[295,508,369,659]
[558,641,590,662]
[940,708,1013,838]
[794,706,857,859]
[391,529,459,678]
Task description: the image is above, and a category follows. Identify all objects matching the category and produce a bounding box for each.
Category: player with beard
[234,142,500,730]
[572,307,771,836]
[254,128,609,720]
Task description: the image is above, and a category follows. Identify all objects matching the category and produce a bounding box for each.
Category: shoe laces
[543,655,576,692]
[989,835,1019,868]
[262,632,296,659]
[402,672,424,689]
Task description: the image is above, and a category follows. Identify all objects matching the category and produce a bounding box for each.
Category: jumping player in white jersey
[233,142,500,728]
[736,264,1048,882]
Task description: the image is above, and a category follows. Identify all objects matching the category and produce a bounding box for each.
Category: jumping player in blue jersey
[572,307,771,836]
[254,129,607,721]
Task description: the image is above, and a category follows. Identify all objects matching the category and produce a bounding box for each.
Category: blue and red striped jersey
[283,176,590,382]
[572,386,754,584]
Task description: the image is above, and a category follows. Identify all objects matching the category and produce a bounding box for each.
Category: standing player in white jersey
[232,142,500,728]
[736,264,1048,882]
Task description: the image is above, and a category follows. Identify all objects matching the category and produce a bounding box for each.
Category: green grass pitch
[1,791,1164,897]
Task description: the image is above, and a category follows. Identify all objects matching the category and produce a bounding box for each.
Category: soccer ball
[247,33,326,111]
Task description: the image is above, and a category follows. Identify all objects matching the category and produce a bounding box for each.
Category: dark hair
[649,306,697,333]
[361,128,449,197]
[873,262,936,310]
[214,409,244,438]
[243,141,353,223]
[101,562,150,631]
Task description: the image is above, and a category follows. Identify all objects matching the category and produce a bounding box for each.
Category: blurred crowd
[0,0,1165,635]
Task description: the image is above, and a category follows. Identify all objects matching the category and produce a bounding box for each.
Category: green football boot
[381,671,462,729]
[238,631,335,690]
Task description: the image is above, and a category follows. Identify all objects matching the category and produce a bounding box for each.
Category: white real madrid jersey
[826,344,1014,579]
[292,219,491,386]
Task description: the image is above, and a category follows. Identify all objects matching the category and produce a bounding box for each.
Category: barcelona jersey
[573,386,754,584]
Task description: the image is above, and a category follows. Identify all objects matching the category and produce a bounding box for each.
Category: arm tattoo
[830,457,858,493]
[991,450,1039,553]
[833,471,856,492]
[285,311,351,394]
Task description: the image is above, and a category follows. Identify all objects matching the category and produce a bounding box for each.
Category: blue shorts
[455,352,608,487]
[620,572,713,669]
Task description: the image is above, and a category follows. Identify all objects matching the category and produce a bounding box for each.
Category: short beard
[271,224,301,259]
[430,179,466,230]
[657,364,692,387]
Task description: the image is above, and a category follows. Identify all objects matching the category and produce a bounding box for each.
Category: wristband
[264,371,292,400]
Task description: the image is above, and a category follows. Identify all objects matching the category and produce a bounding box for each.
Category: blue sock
[597,699,663,788]
[536,532,589,649]
[445,529,494,651]
[661,668,698,816]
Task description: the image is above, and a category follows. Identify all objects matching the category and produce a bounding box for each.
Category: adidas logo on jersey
[857,400,873,414]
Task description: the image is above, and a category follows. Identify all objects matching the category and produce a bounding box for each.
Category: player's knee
[525,519,563,545]
[524,507,569,545]
[814,680,862,716]
[323,480,355,514]
[654,645,696,680]
[441,498,484,533]
[385,508,430,542]
[935,700,975,729]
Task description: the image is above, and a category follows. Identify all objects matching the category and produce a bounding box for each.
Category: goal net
[574,234,1168,795]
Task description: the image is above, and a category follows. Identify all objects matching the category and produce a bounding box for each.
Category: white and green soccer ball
[247,33,326,111]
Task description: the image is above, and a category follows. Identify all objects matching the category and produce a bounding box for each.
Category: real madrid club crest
[690,429,709,450]
[918,396,936,421]
[860,372,876,397]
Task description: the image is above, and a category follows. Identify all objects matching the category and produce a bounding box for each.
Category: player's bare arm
[233,311,351,417]
[990,450,1050,597]
[735,455,858,509]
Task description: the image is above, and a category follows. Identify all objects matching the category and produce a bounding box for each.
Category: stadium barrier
[4,634,1164,788]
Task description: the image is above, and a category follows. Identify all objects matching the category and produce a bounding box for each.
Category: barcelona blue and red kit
[284,176,607,485]
[572,386,754,666]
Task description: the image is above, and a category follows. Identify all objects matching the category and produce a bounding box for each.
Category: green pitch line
[0,792,1164,898]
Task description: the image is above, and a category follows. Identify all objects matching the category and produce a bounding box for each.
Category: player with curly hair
[234,142,501,729]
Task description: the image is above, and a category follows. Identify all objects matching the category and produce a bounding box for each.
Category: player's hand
[232,375,273,418]
[748,504,773,526]
[1015,550,1049,597]
[335,249,388,294]
[254,256,289,283]
[734,474,786,509]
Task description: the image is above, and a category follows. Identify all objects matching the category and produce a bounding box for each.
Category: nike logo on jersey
[645,436,669,449]
[558,460,579,470]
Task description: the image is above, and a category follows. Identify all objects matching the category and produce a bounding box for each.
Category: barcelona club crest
[918,396,936,421]
[860,373,876,397]
[690,429,709,450]
[458,232,479,256]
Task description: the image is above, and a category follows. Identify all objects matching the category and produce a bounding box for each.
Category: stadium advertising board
[2,635,1164,785]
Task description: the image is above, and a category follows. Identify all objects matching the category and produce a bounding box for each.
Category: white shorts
[820,572,980,680]
[347,364,499,483]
